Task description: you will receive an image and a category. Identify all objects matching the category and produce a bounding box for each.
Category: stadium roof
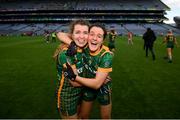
[0,0,170,11]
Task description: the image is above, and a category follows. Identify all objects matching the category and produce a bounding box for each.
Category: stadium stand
[0,0,179,36]
[0,0,169,22]
[0,23,68,36]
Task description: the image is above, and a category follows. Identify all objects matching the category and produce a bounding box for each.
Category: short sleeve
[98,52,113,73]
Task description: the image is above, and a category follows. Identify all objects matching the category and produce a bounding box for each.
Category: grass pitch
[0,35,180,118]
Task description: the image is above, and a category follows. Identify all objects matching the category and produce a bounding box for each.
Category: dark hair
[111,29,115,33]
[147,27,151,31]
[89,23,107,39]
[168,29,173,33]
[69,19,90,34]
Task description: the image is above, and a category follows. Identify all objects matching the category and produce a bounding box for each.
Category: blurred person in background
[127,31,133,45]
[108,29,117,52]
[163,29,178,63]
[143,28,156,60]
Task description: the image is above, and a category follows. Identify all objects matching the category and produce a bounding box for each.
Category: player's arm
[69,81,83,87]
[64,63,110,89]
[162,36,167,44]
[75,71,109,90]
[75,53,112,89]
[57,32,77,56]
[174,37,179,47]
[56,32,72,45]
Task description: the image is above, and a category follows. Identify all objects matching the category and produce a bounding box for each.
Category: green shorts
[58,85,82,116]
[82,81,112,105]
[166,43,174,49]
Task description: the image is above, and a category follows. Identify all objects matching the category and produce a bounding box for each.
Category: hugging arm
[64,63,109,89]
[56,32,72,45]
[75,72,109,90]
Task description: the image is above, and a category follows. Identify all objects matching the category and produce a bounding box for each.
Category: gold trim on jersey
[63,63,66,68]
[97,67,112,73]
[71,64,76,69]
[63,48,68,50]
[90,45,110,56]
[57,63,67,109]
[57,74,65,109]
[77,44,88,53]
[77,47,83,53]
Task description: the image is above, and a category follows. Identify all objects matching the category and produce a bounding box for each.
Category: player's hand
[64,63,76,81]
[103,76,112,84]
[66,41,77,56]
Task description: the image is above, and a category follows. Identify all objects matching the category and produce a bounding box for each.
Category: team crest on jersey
[104,61,110,67]
[89,59,92,64]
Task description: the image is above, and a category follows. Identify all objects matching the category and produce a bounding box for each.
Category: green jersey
[109,32,116,41]
[83,45,113,78]
[165,34,175,48]
[71,47,86,77]
[109,33,113,41]
[52,32,56,38]
[108,33,116,50]
[57,47,86,81]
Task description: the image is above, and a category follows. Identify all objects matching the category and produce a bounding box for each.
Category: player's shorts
[58,86,82,116]
[82,81,112,105]
[166,42,174,49]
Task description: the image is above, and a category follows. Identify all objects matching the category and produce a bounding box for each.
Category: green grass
[0,35,180,118]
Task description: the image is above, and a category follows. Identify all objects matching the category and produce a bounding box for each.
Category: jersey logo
[104,61,110,67]
[77,67,83,74]
[89,59,92,64]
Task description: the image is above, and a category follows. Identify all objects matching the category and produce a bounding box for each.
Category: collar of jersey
[77,47,83,53]
[77,45,88,53]
[90,45,110,56]
[89,45,104,56]
[62,47,68,51]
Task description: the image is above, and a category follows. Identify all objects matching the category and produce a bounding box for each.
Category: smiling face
[72,24,89,48]
[88,26,104,52]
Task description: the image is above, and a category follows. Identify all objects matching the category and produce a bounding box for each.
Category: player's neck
[90,45,103,56]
